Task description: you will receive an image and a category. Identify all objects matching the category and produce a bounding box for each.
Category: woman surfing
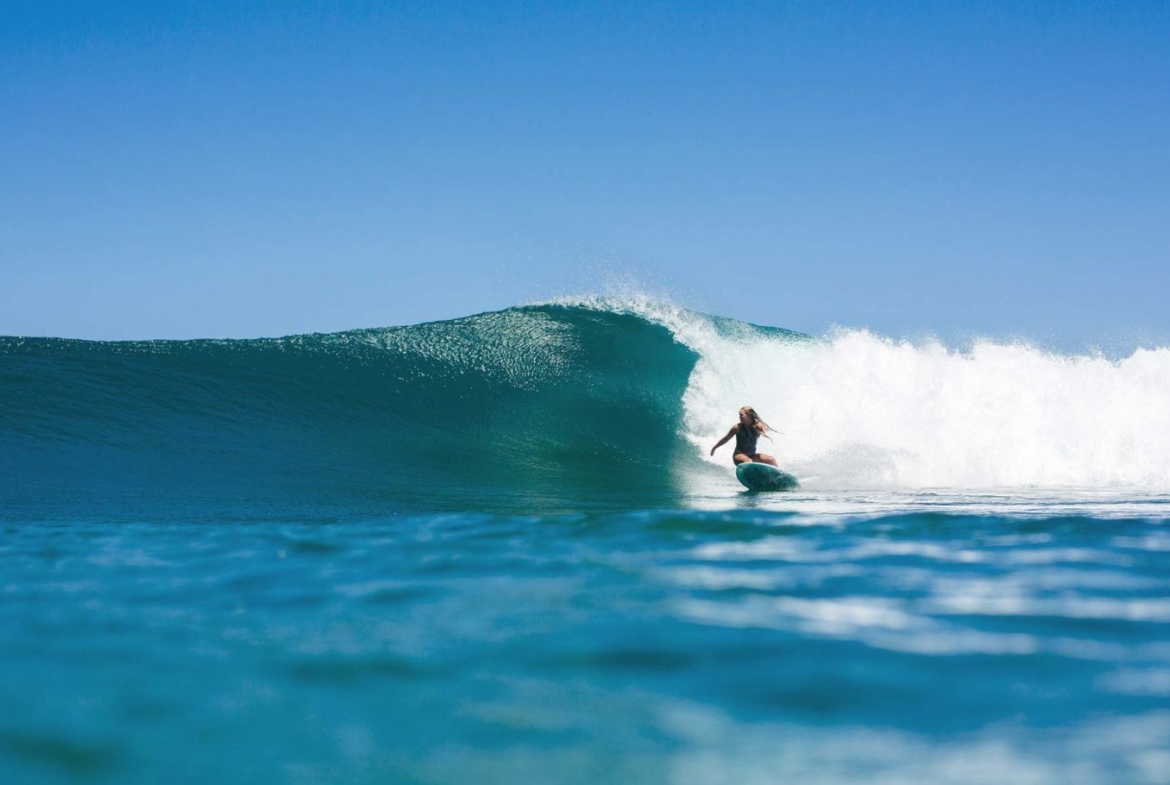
[710,406,779,466]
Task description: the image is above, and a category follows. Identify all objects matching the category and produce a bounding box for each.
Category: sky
[2,0,1168,347]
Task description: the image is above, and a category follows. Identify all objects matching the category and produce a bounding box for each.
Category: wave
[3,299,1170,519]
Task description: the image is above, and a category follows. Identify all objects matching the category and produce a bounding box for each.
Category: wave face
[0,305,704,519]
[4,299,1170,519]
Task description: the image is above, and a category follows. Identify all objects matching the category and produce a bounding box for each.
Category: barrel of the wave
[735,462,799,491]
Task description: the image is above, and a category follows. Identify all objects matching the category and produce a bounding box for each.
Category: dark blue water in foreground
[3,305,1169,783]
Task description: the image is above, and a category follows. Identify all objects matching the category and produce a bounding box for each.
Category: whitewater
[572,296,1170,493]
[2,298,1169,785]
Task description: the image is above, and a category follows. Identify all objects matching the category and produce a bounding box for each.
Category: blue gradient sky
[3,1,1168,345]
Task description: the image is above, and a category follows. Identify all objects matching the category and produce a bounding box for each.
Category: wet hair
[739,406,775,439]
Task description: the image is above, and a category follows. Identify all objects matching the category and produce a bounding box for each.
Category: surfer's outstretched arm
[710,426,737,456]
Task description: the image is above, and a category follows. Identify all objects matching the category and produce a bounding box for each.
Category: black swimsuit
[735,424,760,455]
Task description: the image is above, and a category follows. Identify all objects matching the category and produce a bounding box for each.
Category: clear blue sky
[3,1,1168,346]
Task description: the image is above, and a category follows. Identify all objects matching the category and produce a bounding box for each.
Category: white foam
[676,324,1170,490]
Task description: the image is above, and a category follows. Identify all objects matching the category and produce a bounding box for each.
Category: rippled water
[3,492,1169,784]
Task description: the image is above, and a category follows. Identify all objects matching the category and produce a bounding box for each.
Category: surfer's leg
[757,453,778,466]
[733,453,752,465]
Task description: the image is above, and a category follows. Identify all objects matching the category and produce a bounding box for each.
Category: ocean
[2,299,1169,784]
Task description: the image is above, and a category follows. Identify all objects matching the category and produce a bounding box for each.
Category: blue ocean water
[3,302,1169,784]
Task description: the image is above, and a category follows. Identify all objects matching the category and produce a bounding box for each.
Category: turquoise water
[4,303,1170,783]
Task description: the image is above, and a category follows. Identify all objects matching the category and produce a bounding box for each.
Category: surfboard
[735,462,799,491]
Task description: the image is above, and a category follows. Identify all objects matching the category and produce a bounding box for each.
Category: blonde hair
[739,406,775,440]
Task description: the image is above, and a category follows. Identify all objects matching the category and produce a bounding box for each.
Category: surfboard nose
[736,462,800,491]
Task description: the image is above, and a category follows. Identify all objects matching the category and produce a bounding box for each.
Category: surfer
[710,406,779,466]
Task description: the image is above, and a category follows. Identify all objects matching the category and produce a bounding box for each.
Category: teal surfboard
[736,462,799,491]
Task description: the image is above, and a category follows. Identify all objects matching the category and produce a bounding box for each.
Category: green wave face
[1,305,702,519]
